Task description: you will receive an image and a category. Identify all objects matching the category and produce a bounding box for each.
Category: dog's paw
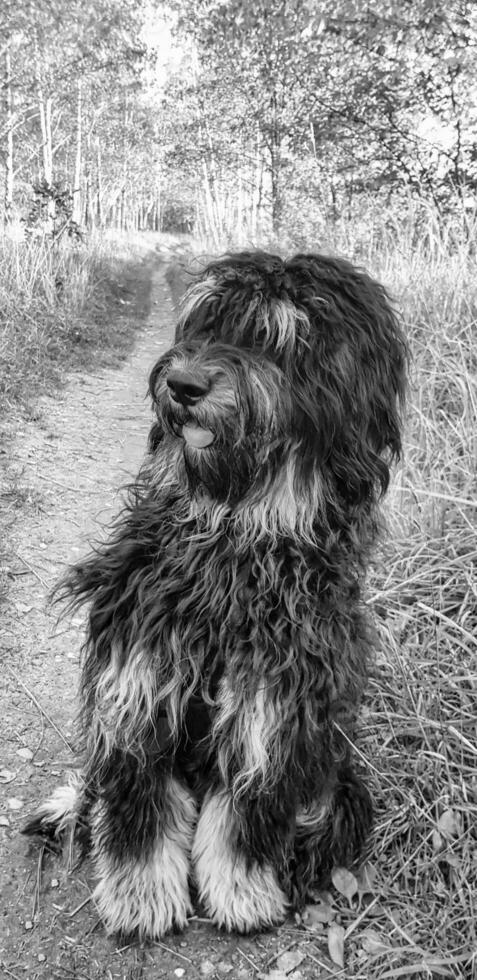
[195,850,287,933]
[22,773,82,842]
[91,778,196,939]
[193,789,288,932]
[93,852,193,939]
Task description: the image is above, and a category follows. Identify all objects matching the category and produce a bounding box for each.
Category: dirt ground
[0,253,350,980]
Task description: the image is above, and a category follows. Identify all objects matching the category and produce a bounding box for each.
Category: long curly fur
[24,250,407,938]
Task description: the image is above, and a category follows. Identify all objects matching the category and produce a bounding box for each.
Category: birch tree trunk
[96,140,103,228]
[72,79,82,224]
[4,41,14,225]
[37,83,55,228]
[84,168,92,227]
[155,186,161,231]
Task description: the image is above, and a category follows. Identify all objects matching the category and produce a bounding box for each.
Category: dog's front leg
[192,784,288,933]
[72,640,197,939]
[89,751,196,939]
[192,677,289,932]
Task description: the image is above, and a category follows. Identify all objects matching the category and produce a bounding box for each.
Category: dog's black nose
[166,369,210,405]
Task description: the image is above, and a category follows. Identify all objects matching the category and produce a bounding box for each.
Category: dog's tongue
[182,422,215,448]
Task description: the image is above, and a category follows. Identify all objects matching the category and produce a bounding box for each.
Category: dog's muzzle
[167,369,210,406]
[166,369,215,448]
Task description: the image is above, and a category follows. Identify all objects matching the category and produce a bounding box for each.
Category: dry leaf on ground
[328,922,345,967]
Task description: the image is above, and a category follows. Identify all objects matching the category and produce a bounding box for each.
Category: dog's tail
[22,771,83,845]
[292,768,373,904]
[327,768,373,867]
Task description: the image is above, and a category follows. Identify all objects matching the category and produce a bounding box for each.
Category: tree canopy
[1,0,476,236]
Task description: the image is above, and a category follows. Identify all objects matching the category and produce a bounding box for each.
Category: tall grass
[357,206,477,978]
[0,229,153,416]
[174,199,477,975]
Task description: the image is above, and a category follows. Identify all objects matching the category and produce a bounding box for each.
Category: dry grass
[0,229,154,418]
[350,215,477,979]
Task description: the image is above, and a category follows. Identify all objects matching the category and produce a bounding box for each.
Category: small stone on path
[200,961,216,977]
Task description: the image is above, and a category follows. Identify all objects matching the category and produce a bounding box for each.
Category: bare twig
[6,666,74,753]
[15,552,50,589]
[32,846,45,918]
[265,938,299,968]
[237,947,259,972]
[153,941,194,965]
[2,967,22,980]
[68,894,93,918]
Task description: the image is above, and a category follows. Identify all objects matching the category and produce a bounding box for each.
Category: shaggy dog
[24,250,406,939]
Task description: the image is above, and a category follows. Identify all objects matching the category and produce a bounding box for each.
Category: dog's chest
[140,527,324,655]
[148,533,254,631]
[110,505,341,669]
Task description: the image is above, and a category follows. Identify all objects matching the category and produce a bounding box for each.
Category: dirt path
[0,259,330,980]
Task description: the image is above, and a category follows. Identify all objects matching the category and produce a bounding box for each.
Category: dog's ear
[286,254,407,502]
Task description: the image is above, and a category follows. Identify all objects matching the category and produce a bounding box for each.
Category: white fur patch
[90,643,157,760]
[150,438,184,489]
[177,277,219,328]
[214,678,277,797]
[192,789,287,932]
[238,448,326,544]
[296,797,331,832]
[30,771,82,836]
[177,274,310,353]
[239,685,272,786]
[261,298,310,350]
[91,777,196,939]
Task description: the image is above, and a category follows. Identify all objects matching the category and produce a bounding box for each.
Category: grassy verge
[359,209,476,978]
[0,229,156,419]
[171,205,477,977]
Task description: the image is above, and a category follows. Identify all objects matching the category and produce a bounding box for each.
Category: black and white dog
[24,251,406,938]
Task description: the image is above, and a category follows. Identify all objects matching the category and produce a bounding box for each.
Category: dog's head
[149,251,407,533]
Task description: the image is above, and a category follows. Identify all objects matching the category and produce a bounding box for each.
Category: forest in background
[1,0,477,243]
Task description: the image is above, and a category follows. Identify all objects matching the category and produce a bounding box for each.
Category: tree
[162,0,477,237]
[0,0,163,229]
